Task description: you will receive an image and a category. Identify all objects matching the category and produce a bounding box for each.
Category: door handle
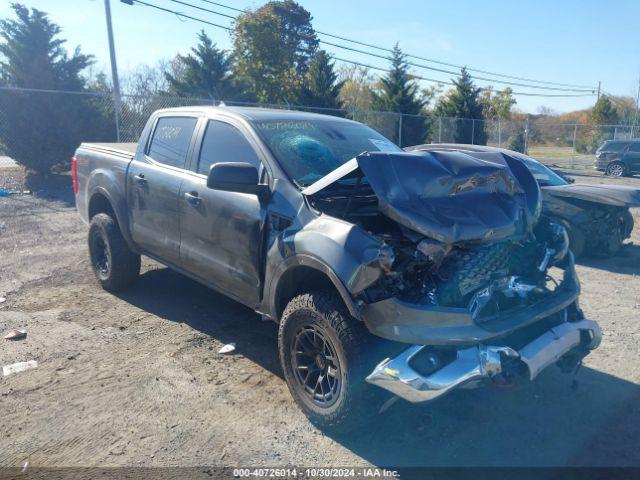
[184,191,201,206]
[134,173,147,185]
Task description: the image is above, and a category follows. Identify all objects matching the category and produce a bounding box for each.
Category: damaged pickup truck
[73,107,601,429]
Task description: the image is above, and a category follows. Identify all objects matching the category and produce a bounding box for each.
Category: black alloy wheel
[291,324,341,407]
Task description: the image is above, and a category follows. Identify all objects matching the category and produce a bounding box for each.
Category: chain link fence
[1,87,639,170]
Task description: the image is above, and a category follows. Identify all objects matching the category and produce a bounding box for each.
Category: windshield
[253,119,402,186]
[520,157,568,186]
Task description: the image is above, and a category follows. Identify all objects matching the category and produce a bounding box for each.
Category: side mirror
[207,162,269,200]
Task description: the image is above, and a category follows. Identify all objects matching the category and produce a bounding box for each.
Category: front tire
[598,211,631,257]
[278,289,380,431]
[567,224,586,259]
[88,213,140,291]
[605,161,627,177]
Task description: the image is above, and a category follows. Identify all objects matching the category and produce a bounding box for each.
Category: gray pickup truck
[73,106,601,430]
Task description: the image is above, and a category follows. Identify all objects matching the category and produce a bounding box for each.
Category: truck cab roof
[154,105,358,124]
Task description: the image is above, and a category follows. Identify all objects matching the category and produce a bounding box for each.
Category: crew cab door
[128,115,198,264]
[179,119,266,306]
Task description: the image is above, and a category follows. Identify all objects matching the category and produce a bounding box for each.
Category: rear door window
[601,141,627,152]
[147,116,198,168]
[627,143,640,153]
[197,120,261,175]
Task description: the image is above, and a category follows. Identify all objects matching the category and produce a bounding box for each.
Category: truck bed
[75,142,138,226]
[80,142,138,158]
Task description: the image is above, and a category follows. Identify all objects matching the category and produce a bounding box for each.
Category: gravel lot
[1,168,639,469]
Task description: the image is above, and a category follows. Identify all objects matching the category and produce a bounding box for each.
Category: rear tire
[605,161,627,177]
[278,289,386,432]
[88,213,140,291]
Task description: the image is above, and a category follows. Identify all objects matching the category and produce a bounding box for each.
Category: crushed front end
[360,227,601,401]
[303,150,602,403]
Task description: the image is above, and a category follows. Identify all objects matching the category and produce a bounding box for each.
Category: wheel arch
[87,187,138,253]
[270,255,361,322]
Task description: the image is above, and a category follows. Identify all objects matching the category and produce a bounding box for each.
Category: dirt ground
[1,168,639,470]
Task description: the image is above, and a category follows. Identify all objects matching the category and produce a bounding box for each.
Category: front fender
[265,216,392,320]
[268,254,361,320]
[285,216,390,293]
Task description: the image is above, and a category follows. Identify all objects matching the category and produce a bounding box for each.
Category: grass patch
[527,145,594,162]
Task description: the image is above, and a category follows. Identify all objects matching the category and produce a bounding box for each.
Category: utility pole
[597,81,601,100]
[104,0,122,142]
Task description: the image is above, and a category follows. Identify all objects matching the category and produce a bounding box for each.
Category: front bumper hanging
[366,319,601,403]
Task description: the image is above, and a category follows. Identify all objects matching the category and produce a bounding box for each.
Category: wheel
[278,289,385,431]
[567,224,586,259]
[621,210,634,239]
[88,213,140,291]
[599,211,631,257]
[605,162,627,177]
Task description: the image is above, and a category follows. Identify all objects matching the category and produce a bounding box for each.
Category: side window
[198,120,261,175]
[627,143,640,153]
[147,116,198,168]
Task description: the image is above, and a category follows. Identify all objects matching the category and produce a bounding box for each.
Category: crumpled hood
[303,150,541,244]
[542,184,640,208]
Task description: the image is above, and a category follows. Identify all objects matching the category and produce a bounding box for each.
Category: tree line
[4,1,622,173]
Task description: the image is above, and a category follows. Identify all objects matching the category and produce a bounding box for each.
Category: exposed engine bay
[304,150,572,326]
[363,218,569,320]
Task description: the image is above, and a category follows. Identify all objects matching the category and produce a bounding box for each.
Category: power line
[179,0,593,92]
[164,0,594,92]
[127,1,596,98]
[318,38,595,92]
[132,0,232,30]
[333,56,455,86]
[317,31,595,90]
[333,57,595,97]
[197,0,597,91]
[167,0,234,19]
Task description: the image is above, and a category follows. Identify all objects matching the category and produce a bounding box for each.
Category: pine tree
[590,95,619,125]
[165,31,248,101]
[435,67,487,145]
[298,50,343,111]
[0,3,99,173]
[371,44,427,146]
[576,95,621,153]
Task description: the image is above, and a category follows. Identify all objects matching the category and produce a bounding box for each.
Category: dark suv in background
[595,139,640,176]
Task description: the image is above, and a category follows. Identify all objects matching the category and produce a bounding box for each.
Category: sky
[1,0,639,114]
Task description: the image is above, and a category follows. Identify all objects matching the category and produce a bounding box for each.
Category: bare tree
[337,64,374,112]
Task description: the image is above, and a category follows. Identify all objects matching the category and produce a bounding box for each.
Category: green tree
[371,44,427,147]
[232,0,318,104]
[84,73,118,141]
[298,50,343,111]
[577,96,621,154]
[480,86,516,120]
[508,130,526,153]
[0,3,99,173]
[435,67,487,145]
[590,95,619,125]
[165,30,249,101]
